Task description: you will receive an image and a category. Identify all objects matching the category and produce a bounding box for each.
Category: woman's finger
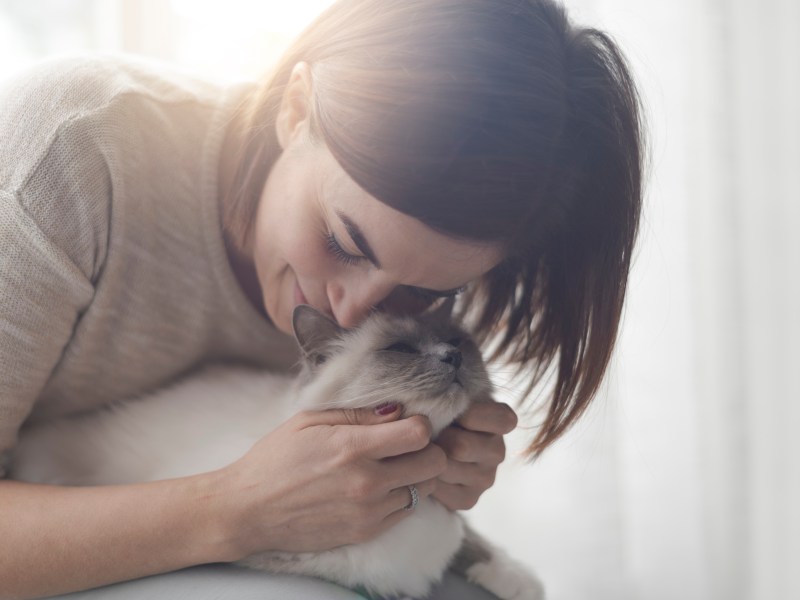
[385,477,438,512]
[293,404,403,429]
[350,414,434,460]
[456,401,518,435]
[347,478,439,541]
[432,481,483,511]
[437,459,496,488]
[379,442,448,489]
[436,426,505,465]
[296,407,433,460]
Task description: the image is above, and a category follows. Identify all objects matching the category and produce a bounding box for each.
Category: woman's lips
[295,282,308,306]
[295,282,336,323]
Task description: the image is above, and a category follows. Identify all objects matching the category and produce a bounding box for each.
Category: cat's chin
[398,393,472,437]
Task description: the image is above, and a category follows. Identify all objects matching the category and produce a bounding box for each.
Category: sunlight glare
[168,0,335,83]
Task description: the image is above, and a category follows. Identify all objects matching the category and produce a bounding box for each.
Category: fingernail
[374,402,398,415]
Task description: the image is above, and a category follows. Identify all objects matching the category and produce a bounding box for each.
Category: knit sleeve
[0,59,118,476]
[0,189,95,478]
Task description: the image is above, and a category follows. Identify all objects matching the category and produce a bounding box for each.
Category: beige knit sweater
[0,56,299,477]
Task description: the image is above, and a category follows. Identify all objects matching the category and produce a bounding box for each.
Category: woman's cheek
[287,237,323,277]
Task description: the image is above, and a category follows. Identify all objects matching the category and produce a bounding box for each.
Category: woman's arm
[1,406,445,599]
[0,473,230,599]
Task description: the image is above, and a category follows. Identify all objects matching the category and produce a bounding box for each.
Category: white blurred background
[1,1,797,599]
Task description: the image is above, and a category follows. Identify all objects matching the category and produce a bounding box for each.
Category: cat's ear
[425,296,456,322]
[292,304,344,366]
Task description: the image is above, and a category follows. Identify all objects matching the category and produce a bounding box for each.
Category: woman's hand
[217,404,447,560]
[432,401,518,511]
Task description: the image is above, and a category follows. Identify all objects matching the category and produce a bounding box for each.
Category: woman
[0,0,644,597]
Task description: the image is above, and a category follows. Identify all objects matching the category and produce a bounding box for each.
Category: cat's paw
[465,552,545,600]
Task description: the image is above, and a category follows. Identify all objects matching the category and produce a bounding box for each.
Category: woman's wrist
[190,466,256,563]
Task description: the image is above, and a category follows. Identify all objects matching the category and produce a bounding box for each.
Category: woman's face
[245,62,504,336]
[250,141,504,336]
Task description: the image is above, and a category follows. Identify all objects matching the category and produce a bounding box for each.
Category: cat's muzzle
[440,348,462,370]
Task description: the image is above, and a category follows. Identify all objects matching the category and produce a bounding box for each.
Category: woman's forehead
[319,148,504,288]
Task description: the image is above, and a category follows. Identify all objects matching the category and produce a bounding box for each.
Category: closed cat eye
[384,342,417,354]
[447,338,462,347]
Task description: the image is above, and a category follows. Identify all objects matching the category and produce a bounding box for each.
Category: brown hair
[224,0,645,457]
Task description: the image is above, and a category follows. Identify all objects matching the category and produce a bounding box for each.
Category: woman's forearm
[0,407,443,599]
[0,471,234,599]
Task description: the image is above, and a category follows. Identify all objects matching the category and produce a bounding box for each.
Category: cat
[10,300,544,600]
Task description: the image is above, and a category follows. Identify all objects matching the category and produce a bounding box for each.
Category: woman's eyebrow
[335,209,465,297]
[335,209,382,269]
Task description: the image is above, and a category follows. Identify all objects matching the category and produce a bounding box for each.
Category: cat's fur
[10,302,544,599]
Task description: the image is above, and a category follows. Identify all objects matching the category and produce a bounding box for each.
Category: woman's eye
[325,232,364,267]
[384,342,417,354]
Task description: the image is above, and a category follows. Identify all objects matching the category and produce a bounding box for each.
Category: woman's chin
[260,293,291,336]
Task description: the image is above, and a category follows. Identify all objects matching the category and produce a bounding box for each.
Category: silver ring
[404,485,419,511]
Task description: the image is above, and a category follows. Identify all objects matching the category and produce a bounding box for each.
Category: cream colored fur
[11,307,544,598]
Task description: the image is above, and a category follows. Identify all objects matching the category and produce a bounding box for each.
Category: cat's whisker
[319,375,455,409]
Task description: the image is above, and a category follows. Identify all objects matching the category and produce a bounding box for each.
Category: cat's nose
[440,348,462,370]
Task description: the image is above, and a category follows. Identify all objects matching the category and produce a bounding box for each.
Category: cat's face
[292,302,492,435]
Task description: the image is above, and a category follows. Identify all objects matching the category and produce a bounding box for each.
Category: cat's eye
[447,337,462,347]
[384,342,417,354]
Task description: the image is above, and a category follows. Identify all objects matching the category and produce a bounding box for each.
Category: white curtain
[474,1,800,599]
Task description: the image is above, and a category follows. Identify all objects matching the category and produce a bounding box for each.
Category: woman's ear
[276,62,314,151]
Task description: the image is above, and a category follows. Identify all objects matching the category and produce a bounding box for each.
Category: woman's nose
[331,301,371,329]
[327,278,393,329]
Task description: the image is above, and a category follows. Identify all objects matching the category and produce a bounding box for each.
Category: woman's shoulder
[0,55,225,282]
[0,55,222,189]
[0,54,222,116]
